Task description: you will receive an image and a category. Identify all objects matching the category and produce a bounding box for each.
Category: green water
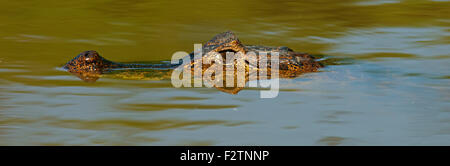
[0,0,449,145]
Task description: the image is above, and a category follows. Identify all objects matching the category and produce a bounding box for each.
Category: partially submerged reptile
[63,31,324,94]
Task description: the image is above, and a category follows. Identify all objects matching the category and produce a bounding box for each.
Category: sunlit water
[0,0,449,145]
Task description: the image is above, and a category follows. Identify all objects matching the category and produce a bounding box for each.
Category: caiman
[63,31,324,94]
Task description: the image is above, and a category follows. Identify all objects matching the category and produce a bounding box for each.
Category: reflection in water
[0,0,449,145]
[317,136,347,146]
[47,119,240,131]
[326,27,449,58]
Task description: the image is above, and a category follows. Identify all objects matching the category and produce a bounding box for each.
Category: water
[0,0,449,145]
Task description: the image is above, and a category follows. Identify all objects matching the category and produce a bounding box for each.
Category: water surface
[0,0,449,145]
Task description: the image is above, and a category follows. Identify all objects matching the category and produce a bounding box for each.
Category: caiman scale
[63,31,323,94]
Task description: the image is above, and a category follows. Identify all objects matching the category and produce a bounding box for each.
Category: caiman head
[63,50,117,82]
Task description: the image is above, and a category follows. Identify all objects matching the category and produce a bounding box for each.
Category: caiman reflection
[63,31,324,94]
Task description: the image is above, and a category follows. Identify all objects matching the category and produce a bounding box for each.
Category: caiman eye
[218,49,237,58]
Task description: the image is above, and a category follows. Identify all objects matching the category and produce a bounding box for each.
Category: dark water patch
[224,121,255,127]
[48,119,231,131]
[0,0,449,145]
[437,128,450,135]
[0,105,15,110]
[282,126,299,130]
[426,55,450,59]
[245,87,301,92]
[318,56,355,66]
[0,118,34,125]
[48,91,126,97]
[46,104,74,108]
[433,75,450,80]
[106,69,173,81]
[403,73,424,77]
